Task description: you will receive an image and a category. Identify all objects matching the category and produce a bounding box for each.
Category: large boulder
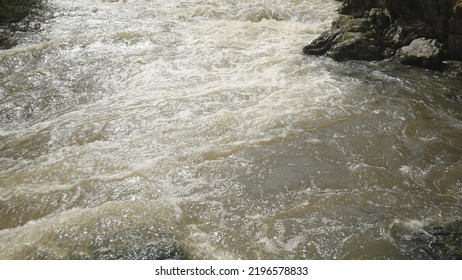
[327,32,384,61]
[303,15,384,61]
[396,38,444,69]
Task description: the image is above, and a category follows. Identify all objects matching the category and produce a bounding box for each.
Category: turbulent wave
[1,0,461,259]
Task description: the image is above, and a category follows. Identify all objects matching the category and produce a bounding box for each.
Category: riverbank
[304,0,462,77]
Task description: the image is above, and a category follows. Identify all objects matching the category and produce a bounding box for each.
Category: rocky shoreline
[304,0,462,77]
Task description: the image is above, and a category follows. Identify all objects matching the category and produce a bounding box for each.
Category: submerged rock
[32,227,191,260]
[86,242,189,260]
[396,38,444,69]
[0,28,16,49]
[390,220,462,260]
[444,60,462,77]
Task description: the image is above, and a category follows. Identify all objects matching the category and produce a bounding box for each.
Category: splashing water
[1,0,462,259]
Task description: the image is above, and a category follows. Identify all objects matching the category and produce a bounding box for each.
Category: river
[1,0,461,259]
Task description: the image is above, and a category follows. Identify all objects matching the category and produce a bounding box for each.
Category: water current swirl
[1,0,461,259]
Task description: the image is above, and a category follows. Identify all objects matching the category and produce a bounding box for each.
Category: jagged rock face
[385,19,434,49]
[341,0,461,44]
[342,0,453,32]
[412,0,453,42]
[304,0,462,69]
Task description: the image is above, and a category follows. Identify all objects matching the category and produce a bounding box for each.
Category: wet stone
[396,38,444,69]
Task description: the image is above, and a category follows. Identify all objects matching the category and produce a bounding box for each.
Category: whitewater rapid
[1,0,461,259]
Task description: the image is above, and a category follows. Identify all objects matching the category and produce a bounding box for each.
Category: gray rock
[385,19,434,48]
[303,30,342,56]
[328,32,384,61]
[303,15,383,61]
[303,30,383,61]
[332,15,375,33]
[396,38,444,69]
[365,8,392,31]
